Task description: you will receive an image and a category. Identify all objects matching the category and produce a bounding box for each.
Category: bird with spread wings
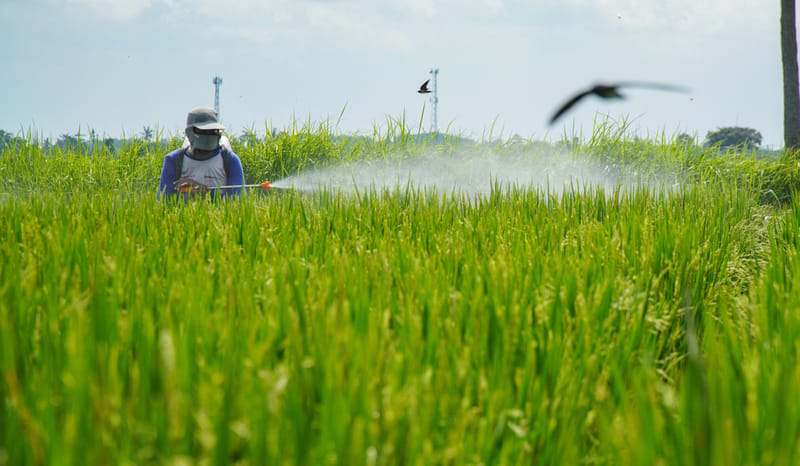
[549,82,689,125]
[418,79,431,94]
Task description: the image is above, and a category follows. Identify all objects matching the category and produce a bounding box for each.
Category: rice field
[1,121,800,465]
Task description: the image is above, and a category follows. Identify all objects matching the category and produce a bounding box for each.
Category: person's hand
[175,177,209,194]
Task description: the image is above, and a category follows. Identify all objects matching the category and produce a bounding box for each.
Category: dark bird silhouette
[548,81,689,125]
[418,79,431,94]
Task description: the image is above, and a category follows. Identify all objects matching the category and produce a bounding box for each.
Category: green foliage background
[2,120,800,465]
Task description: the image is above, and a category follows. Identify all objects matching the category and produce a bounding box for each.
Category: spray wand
[179,180,288,193]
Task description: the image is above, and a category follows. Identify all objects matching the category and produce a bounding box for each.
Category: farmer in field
[158,106,244,200]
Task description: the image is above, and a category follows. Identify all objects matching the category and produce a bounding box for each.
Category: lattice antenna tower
[429,68,439,133]
[213,76,223,118]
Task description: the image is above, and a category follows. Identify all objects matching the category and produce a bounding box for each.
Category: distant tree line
[0,125,777,159]
[0,126,179,155]
[703,127,763,150]
[680,126,775,158]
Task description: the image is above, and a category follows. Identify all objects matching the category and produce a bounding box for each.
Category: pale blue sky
[0,0,789,147]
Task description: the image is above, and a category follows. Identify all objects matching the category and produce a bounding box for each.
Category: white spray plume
[269,147,679,197]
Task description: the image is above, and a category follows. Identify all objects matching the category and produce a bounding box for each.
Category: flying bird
[418,79,431,94]
[548,81,689,125]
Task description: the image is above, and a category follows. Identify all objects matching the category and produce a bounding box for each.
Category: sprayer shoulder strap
[175,147,231,180]
[174,147,187,178]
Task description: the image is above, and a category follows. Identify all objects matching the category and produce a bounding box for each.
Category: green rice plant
[0,119,798,465]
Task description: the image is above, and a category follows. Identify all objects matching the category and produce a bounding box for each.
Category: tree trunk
[782,0,800,150]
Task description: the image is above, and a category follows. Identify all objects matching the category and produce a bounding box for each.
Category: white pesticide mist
[269,148,681,198]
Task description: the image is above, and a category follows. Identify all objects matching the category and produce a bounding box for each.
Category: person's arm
[158,149,181,199]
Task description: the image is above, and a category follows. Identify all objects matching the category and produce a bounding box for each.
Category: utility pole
[213,76,223,118]
[429,68,439,133]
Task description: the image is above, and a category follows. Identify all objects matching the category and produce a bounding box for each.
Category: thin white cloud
[59,0,152,20]
[55,0,510,23]
[48,0,777,53]
[50,0,776,29]
[416,0,506,17]
[383,0,506,19]
[548,0,774,33]
[56,0,300,21]
[388,0,437,18]
[485,0,505,14]
[461,0,505,15]
[306,3,415,55]
[161,0,299,22]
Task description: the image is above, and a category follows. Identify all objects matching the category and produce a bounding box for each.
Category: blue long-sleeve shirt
[158,147,245,200]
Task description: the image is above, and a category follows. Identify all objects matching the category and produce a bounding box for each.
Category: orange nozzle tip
[261,181,272,190]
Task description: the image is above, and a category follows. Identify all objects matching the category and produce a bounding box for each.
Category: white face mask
[186,128,221,151]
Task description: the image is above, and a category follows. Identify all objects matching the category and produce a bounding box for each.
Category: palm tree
[781,0,800,150]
